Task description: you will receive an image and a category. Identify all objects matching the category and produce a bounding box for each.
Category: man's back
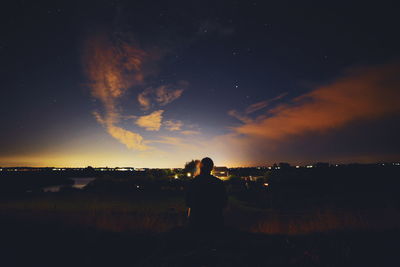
[185,173,227,230]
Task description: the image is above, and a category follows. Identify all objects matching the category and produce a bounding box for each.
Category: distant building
[212,166,229,180]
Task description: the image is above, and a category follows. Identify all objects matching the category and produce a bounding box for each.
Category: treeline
[0,171,75,194]
[230,164,400,209]
[0,168,183,194]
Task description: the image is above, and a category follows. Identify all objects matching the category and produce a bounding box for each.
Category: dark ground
[1,216,399,267]
[1,166,399,266]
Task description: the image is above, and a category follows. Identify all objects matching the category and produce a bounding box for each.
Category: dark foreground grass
[1,215,399,267]
[1,193,400,266]
[1,192,399,234]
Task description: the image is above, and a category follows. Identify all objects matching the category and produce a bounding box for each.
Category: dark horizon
[2,161,399,169]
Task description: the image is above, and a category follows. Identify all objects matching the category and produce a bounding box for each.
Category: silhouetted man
[185,157,227,231]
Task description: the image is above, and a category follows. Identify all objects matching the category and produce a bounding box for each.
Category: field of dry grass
[1,193,399,235]
[2,192,400,266]
[226,202,400,234]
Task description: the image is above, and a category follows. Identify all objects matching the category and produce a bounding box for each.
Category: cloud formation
[180,130,200,135]
[245,93,287,114]
[146,136,199,151]
[232,63,400,140]
[156,86,184,106]
[228,110,253,124]
[164,120,183,131]
[107,125,147,150]
[136,110,164,131]
[228,93,287,124]
[137,84,186,110]
[84,32,149,150]
[84,32,189,153]
[137,90,152,110]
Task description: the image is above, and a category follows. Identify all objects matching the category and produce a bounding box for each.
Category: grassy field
[1,192,400,266]
[1,192,399,235]
[0,192,187,233]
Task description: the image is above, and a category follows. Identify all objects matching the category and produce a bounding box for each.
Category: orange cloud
[83,33,145,107]
[245,93,287,114]
[164,120,183,131]
[229,93,287,124]
[137,89,152,110]
[233,63,400,140]
[155,85,184,106]
[146,136,198,150]
[180,130,200,135]
[107,125,148,151]
[136,110,164,131]
[84,33,190,153]
[137,84,186,110]
[83,32,149,150]
[227,109,253,124]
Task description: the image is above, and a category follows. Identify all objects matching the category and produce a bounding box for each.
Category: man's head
[200,157,214,174]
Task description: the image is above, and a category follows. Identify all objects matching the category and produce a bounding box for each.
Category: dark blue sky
[1,0,400,167]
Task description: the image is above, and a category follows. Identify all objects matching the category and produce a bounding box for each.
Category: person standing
[185,157,227,231]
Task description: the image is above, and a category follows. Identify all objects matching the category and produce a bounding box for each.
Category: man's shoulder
[210,175,223,182]
[208,175,224,187]
[193,174,223,183]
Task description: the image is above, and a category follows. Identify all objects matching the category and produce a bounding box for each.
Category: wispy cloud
[146,136,198,150]
[84,32,192,153]
[164,120,183,131]
[107,125,148,150]
[83,32,150,150]
[180,130,200,135]
[209,63,400,165]
[245,93,287,114]
[228,93,287,124]
[244,101,269,114]
[155,85,184,106]
[232,63,400,140]
[228,110,253,124]
[136,110,164,131]
[137,83,186,110]
[137,89,152,110]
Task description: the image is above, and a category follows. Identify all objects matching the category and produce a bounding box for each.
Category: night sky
[2,1,400,167]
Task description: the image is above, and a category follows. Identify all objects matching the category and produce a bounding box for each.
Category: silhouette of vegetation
[183,159,200,178]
